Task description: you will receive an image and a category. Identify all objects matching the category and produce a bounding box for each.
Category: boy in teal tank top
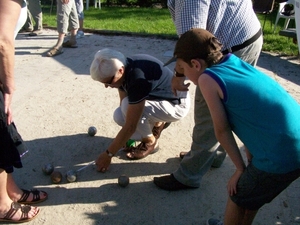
[165,28,300,225]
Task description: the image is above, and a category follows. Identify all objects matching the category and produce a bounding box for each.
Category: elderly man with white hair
[90,48,190,172]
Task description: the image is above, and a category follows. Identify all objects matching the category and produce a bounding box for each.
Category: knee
[113,107,125,126]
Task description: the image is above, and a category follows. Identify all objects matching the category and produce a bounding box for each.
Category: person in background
[25,0,43,36]
[0,0,48,223]
[154,0,263,191]
[90,48,190,172]
[46,0,79,57]
[75,0,85,39]
[169,28,300,225]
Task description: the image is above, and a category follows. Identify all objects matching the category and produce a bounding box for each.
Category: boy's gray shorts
[231,163,300,211]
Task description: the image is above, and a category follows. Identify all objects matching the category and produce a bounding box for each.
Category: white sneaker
[207,218,223,225]
[76,30,84,39]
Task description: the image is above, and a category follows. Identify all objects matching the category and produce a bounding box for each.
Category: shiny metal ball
[66,170,77,183]
[118,174,129,187]
[88,126,97,136]
[42,163,54,175]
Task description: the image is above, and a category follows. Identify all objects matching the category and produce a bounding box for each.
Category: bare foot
[0,202,39,222]
[9,189,48,204]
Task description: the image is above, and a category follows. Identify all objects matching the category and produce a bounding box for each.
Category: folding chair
[253,0,276,31]
[273,2,295,32]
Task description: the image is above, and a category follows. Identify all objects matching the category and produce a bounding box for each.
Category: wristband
[106,149,114,157]
[173,70,185,77]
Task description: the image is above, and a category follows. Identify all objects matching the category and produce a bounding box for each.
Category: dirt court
[10,29,300,225]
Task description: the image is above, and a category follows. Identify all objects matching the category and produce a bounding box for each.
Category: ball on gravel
[42,163,54,175]
[51,171,62,184]
[118,174,130,187]
[66,170,77,183]
[88,126,97,136]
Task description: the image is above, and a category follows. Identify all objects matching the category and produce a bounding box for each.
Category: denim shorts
[230,163,300,210]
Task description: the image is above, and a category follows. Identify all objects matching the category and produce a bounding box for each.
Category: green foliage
[42,5,299,56]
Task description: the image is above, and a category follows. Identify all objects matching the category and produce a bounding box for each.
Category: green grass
[42,6,299,56]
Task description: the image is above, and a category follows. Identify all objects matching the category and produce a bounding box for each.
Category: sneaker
[211,149,227,168]
[28,29,43,36]
[206,218,223,225]
[153,174,198,191]
[76,30,85,39]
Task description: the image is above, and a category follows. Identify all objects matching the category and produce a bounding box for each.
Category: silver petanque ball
[42,163,54,175]
[66,170,77,183]
[88,126,97,136]
[118,174,130,187]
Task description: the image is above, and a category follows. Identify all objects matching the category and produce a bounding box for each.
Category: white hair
[90,48,127,82]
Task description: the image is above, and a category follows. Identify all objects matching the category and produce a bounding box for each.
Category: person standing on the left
[0,0,48,223]
[26,0,43,36]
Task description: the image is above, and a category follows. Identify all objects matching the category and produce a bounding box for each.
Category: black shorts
[230,163,300,211]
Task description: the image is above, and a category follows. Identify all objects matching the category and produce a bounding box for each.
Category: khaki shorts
[57,0,79,34]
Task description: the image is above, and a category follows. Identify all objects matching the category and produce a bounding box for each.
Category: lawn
[41,5,299,56]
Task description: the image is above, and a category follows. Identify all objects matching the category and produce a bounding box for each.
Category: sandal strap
[18,189,41,203]
[4,202,30,220]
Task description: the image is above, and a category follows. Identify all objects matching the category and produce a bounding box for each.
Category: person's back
[206,0,261,50]
[204,54,300,173]
[124,54,187,103]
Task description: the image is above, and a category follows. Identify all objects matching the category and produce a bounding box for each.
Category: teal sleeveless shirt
[204,54,300,173]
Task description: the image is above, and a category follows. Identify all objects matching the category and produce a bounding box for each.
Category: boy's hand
[227,169,243,196]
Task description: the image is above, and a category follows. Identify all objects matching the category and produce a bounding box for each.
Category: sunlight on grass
[42,6,298,56]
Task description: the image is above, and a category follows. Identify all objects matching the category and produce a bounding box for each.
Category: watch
[106,149,114,157]
[174,70,185,77]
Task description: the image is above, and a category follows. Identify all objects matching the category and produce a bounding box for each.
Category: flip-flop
[62,40,78,48]
[46,47,63,57]
[17,189,48,205]
[0,202,40,223]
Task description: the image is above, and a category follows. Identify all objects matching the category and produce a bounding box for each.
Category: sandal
[62,40,78,48]
[152,122,171,139]
[17,189,48,205]
[126,140,159,160]
[47,47,63,57]
[0,202,39,223]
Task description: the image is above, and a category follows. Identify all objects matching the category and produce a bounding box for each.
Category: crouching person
[90,48,190,172]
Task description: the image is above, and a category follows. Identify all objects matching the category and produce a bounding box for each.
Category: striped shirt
[168,0,262,50]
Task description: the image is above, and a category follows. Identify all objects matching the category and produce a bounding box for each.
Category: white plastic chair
[86,0,101,10]
[94,0,101,9]
[273,2,295,32]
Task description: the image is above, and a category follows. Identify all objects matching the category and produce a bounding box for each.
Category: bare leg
[0,169,39,221]
[6,173,46,203]
[69,28,78,42]
[79,19,83,31]
[6,173,23,202]
[54,32,66,48]
[224,197,258,225]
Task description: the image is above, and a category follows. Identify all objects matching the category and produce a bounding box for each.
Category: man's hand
[95,152,112,172]
[171,76,190,96]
